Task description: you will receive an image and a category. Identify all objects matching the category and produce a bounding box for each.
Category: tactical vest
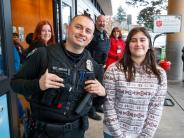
[30,44,96,122]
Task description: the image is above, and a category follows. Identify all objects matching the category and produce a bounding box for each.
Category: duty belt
[32,119,81,133]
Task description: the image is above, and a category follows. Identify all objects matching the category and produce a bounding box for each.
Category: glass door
[61,2,72,40]
[53,0,74,42]
[0,0,19,137]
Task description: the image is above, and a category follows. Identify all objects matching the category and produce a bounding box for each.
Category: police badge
[86,60,94,71]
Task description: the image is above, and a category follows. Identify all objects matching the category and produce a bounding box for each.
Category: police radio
[75,71,95,115]
[41,66,71,106]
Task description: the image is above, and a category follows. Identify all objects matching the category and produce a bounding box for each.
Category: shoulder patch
[26,48,38,58]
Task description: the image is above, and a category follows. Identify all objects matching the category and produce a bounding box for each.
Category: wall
[11,0,53,110]
[11,0,53,48]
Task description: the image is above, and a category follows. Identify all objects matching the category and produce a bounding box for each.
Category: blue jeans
[104,132,113,138]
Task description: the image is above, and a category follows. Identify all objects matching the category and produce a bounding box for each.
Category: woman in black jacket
[27,20,56,55]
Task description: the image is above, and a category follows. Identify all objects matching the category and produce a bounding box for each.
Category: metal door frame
[0,0,19,137]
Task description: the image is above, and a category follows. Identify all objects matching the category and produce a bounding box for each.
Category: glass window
[62,2,71,40]
[54,0,72,42]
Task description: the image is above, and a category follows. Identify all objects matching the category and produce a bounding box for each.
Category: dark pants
[93,96,105,108]
[89,96,105,115]
[24,118,87,138]
[29,126,85,138]
[90,63,105,113]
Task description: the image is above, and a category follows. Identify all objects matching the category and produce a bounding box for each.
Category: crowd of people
[11,14,168,138]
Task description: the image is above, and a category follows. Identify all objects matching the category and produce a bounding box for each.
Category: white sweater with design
[103,63,167,138]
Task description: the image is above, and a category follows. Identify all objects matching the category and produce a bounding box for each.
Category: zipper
[72,64,78,89]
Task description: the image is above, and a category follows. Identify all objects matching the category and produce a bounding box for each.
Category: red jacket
[105,37,125,70]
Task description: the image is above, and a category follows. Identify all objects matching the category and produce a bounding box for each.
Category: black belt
[34,119,81,133]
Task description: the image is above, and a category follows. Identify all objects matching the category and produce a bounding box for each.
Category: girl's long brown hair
[116,27,161,84]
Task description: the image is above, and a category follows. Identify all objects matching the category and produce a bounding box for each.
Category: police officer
[11,15,106,138]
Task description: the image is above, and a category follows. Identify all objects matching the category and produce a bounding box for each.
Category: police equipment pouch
[75,71,95,116]
[41,66,72,107]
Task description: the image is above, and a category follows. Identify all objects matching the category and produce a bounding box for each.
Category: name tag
[117,47,121,54]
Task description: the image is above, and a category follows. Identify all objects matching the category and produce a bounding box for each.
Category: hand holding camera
[39,69,64,91]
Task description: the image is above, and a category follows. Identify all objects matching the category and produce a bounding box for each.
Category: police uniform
[11,42,104,138]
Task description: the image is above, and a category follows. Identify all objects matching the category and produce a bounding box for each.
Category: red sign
[156,20,162,27]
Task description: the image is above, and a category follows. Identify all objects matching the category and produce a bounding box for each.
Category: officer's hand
[39,69,64,91]
[84,79,106,96]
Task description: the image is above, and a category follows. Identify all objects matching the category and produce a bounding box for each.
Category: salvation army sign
[153,15,181,33]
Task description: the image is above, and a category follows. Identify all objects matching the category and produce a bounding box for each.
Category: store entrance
[0,0,19,137]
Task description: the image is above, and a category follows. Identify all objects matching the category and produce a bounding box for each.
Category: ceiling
[97,0,112,15]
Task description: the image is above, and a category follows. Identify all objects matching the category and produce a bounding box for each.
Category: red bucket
[159,60,171,71]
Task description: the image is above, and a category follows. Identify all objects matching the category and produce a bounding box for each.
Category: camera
[41,66,72,106]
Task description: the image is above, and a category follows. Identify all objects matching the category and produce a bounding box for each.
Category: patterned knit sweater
[103,63,167,138]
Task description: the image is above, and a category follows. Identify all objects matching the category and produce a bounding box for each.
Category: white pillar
[166,0,184,82]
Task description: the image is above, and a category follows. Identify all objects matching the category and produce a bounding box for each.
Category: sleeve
[139,69,167,138]
[13,47,21,72]
[107,39,118,59]
[10,47,47,99]
[103,66,124,138]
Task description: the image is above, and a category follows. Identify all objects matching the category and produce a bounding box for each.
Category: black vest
[31,44,97,123]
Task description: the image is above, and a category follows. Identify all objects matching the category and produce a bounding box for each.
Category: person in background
[86,15,110,121]
[12,33,26,63]
[87,15,110,66]
[10,14,105,138]
[25,32,33,46]
[27,20,56,55]
[103,27,167,138]
[21,32,33,58]
[105,27,125,70]
[12,33,26,137]
[12,44,21,72]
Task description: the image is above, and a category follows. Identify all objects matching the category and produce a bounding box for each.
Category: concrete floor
[85,82,184,138]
